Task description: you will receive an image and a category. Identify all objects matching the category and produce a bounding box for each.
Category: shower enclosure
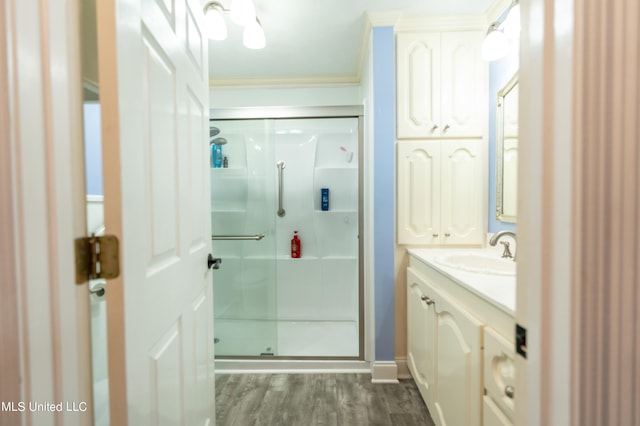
[210,107,363,359]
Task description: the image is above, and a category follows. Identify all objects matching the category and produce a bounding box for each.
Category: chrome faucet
[489,231,517,260]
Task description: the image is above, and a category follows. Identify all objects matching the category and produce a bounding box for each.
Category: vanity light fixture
[243,18,266,49]
[203,0,266,49]
[502,1,521,39]
[203,1,227,40]
[481,0,520,62]
[230,0,256,26]
[481,22,509,62]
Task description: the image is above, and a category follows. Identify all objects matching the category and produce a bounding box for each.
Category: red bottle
[291,230,301,258]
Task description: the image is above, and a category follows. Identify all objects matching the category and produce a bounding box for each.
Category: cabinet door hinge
[74,234,120,283]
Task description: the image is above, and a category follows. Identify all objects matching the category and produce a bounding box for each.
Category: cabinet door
[483,327,515,423]
[397,141,441,244]
[483,398,513,426]
[430,284,483,426]
[406,268,437,408]
[440,31,487,138]
[397,32,442,138]
[440,140,484,245]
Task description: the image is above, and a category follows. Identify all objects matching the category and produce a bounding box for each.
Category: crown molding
[394,15,486,32]
[485,0,513,24]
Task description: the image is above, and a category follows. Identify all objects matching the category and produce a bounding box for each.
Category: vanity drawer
[483,326,515,423]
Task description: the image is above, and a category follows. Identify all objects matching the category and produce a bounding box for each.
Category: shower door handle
[207,254,222,270]
[277,161,286,217]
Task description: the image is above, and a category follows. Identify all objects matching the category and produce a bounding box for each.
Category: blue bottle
[212,145,223,168]
[321,188,329,211]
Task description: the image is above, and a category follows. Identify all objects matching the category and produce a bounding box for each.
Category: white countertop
[408,247,516,315]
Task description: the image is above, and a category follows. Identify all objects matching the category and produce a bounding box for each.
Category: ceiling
[206,0,499,86]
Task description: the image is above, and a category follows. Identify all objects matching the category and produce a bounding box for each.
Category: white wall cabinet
[397,140,484,245]
[407,254,516,426]
[397,31,486,139]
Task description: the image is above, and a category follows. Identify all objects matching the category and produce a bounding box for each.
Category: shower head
[210,137,228,146]
[210,127,220,137]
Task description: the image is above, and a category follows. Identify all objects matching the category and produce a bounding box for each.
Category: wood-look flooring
[215,373,435,426]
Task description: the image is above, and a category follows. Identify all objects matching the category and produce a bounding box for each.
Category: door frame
[517,0,575,424]
[1,0,92,424]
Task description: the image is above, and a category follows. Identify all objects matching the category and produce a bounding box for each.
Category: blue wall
[488,46,518,233]
[373,26,396,361]
[83,103,103,196]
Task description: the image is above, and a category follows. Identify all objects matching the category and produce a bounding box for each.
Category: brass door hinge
[74,234,120,283]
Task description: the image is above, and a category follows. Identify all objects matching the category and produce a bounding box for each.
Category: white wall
[209,84,361,108]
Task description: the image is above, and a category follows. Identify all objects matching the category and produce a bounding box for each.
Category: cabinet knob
[432,233,439,238]
[431,124,438,132]
[443,124,450,132]
[444,232,451,237]
[505,385,515,399]
[420,295,435,305]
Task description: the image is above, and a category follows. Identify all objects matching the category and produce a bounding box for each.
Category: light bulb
[481,29,509,62]
[503,4,521,39]
[230,0,256,27]
[204,6,227,40]
[243,19,265,49]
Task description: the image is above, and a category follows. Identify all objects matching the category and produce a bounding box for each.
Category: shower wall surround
[211,117,360,358]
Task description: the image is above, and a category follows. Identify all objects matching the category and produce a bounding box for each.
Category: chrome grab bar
[211,234,265,241]
[277,160,286,217]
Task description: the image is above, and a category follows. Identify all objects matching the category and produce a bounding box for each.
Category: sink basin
[434,253,516,276]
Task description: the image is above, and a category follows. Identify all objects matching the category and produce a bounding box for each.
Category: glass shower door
[210,119,278,356]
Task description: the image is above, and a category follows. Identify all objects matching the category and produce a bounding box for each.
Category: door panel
[397,141,441,244]
[440,31,486,137]
[98,0,213,423]
[397,32,441,138]
[406,268,437,408]
[430,285,483,426]
[440,140,483,244]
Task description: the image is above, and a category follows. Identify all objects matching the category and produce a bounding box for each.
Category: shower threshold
[215,358,370,374]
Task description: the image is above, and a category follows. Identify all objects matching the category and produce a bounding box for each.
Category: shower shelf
[276,255,357,261]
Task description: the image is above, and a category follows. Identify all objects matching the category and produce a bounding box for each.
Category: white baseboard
[371,361,399,383]
[396,356,411,380]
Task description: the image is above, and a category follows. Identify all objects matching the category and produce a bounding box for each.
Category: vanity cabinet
[397,140,484,245]
[396,31,487,139]
[407,265,483,426]
[407,253,516,426]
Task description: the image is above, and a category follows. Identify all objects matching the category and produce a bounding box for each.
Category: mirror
[495,72,519,223]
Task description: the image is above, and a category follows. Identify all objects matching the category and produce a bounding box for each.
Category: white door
[397,141,441,244]
[440,140,484,245]
[96,0,213,424]
[406,268,437,408]
[396,32,441,138]
[430,284,483,426]
[439,31,486,138]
